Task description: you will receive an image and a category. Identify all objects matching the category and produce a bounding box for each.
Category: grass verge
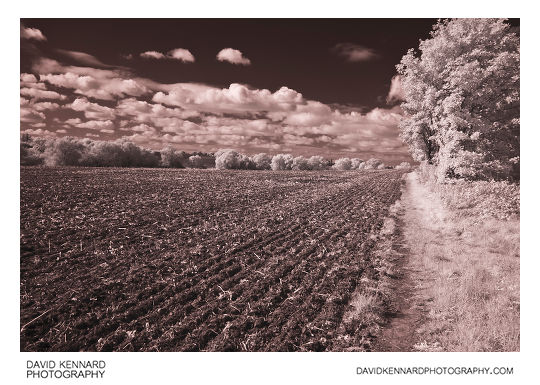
[403,168,519,351]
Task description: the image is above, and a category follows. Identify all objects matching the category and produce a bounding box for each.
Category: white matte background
[3,1,536,384]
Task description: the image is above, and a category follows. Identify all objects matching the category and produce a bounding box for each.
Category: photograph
[19,17,520,355]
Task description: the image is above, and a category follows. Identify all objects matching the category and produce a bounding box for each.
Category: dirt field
[20,167,406,351]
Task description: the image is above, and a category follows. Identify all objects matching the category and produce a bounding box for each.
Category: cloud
[20,73,47,90]
[21,25,46,41]
[20,87,67,100]
[75,120,115,131]
[20,73,39,83]
[22,49,409,161]
[333,43,378,62]
[56,49,110,68]
[216,48,251,65]
[168,48,195,62]
[23,128,56,137]
[386,75,405,103]
[140,49,195,62]
[34,58,149,100]
[65,118,82,126]
[20,108,46,123]
[70,98,116,120]
[153,83,302,114]
[33,101,60,111]
[140,51,166,59]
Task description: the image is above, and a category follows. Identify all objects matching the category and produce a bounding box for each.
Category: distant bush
[160,147,186,168]
[215,149,254,170]
[188,155,205,169]
[251,153,272,170]
[271,154,294,171]
[307,156,329,170]
[43,137,85,166]
[20,141,44,166]
[332,158,352,170]
[20,135,404,173]
[350,158,364,169]
[292,156,310,170]
[395,162,411,170]
[78,140,160,167]
[21,136,160,168]
[363,158,384,170]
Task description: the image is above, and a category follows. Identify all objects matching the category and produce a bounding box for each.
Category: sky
[21,19,448,163]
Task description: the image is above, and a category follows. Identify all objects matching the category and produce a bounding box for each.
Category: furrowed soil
[20,167,406,352]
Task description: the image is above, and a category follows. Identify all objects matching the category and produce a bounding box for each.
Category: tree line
[21,135,409,171]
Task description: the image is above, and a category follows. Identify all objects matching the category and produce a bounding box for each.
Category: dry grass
[402,171,520,351]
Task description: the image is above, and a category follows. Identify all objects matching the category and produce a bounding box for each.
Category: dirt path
[373,173,441,352]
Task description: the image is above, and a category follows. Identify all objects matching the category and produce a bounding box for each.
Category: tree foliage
[215,149,254,170]
[397,18,519,181]
[20,136,398,172]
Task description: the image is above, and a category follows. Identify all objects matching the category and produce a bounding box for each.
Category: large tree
[397,18,520,181]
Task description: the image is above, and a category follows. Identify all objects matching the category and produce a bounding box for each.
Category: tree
[251,153,272,170]
[160,147,186,168]
[292,156,310,170]
[188,155,204,168]
[271,154,294,170]
[350,158,364,169]
[307,155,329,170]
[215,149,253,169]
[397,18,519,181]
[42,137,84,166]
[363,158,384,170]
[332,157,352,170]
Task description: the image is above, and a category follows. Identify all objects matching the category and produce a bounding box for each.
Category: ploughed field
[21,167,405,351]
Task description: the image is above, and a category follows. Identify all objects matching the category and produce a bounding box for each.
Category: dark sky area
[22,19,439,108]
[19,19,519,163]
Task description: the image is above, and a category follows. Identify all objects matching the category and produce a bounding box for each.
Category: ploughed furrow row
[138,179,370,351]
[20,168,406,352]
[169,175,394,351]
[244,186,383,351]
[97,174,363,351]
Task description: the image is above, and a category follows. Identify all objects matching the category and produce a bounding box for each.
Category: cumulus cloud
[20,87,67,100]
[21,108,46,123]
[21,25,46,41]
[20,73,39,83]
[140,49,195,62]
[75,120,115,131]
[116,98,199,122]
[20,73,48,91]
[168,48,195,62]
[33,102,60,111]
[65,118,82,126]
[69,98,116,120]
[386,75,405,103]
[22,50,409,161]
[333,43,378,62]
[153,83,302,114]
[216,48,251,65]
[23,128,56,137]
[34,58,149,100]
[141,51,166,59]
